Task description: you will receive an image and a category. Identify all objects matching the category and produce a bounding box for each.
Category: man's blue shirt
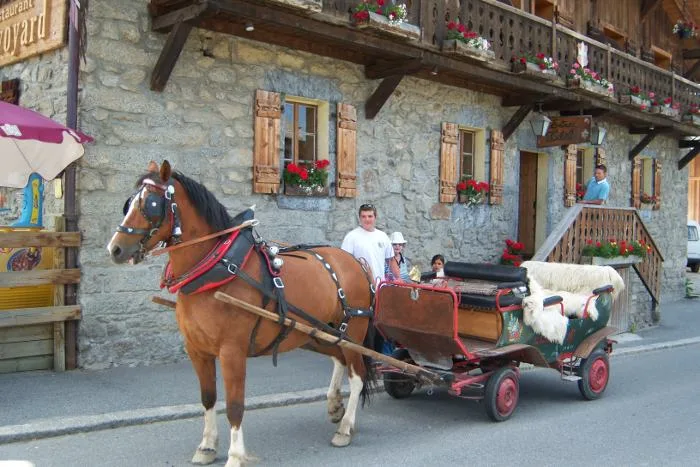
[583,177,610,202]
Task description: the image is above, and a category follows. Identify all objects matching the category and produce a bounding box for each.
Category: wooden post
[53,216,66,372]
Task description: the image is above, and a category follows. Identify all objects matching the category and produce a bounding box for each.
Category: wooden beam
[629,126,672,135]
[685,60,700,79]
[365,75,403,119]
[640,0,662,23]
[151,1,208,32]
[502,104,533,141]
[0,306,81,329]
[682,49,700,60]
[365,58,423,80]
[0,231,80,248]
[559,108,610,118]
[679,146,700,169]
[0,269,81,287]
[679,139,700,148]
[629,129,660,160]
[150,22,193,92]
[501,94,551,107]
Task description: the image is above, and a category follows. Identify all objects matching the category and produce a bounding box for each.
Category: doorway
[518,151,547,259]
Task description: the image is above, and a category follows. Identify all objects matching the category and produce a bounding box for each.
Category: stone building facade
[0,0,690,368]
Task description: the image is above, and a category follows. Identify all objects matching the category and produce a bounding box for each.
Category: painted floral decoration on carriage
[446,20,490,50]
[581,238,650,258]
[352,0,407,25]
[456,177,489,206]
[511,52,559,72]
[500,239,524,267]
[283,159,330,195]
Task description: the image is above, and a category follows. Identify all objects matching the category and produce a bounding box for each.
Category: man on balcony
[579,164,610,205]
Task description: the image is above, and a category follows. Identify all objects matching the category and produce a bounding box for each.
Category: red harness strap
[161,230,250,294]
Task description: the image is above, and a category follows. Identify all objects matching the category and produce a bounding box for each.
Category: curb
[2,337,699,445]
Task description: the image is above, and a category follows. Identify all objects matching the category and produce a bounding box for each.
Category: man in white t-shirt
[341,203,399,285]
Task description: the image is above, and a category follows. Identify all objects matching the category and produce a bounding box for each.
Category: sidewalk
[1,294,699,444]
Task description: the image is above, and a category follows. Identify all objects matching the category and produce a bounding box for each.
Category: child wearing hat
[385,231,412,282]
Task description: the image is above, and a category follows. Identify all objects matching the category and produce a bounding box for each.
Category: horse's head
[107,160,181,264]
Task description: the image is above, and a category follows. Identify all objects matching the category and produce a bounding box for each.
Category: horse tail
[360,322,378,408]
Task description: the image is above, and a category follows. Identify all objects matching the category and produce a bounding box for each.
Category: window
[575,148,594,193]
[641,157,655,197]
[689,225,699,242]
[458,127,486,182]
[283,101,318,165]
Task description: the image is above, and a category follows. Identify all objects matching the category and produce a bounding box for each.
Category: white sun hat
[389,232,407,244]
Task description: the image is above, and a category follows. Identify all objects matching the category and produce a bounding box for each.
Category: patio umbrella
[0,101,93,188]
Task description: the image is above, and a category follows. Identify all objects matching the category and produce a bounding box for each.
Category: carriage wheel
[484,367,519,422]
[577,349,610,400]
[383,349,417,399]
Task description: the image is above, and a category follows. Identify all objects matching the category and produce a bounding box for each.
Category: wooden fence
[0,219,81,373]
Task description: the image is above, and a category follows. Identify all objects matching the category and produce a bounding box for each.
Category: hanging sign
[536,115,592,148]
[0,0,67,67]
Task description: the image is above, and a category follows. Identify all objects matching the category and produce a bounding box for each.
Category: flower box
[568,77,612,99]
[619,94,651,111]
[682,114,700,126]
[352,11,420,41]
[284,184,329,197]
[580,255,642,267]
[442,39,495,62]
[657,105,680,120]
[511,61,558,81]
[263,0,322,13]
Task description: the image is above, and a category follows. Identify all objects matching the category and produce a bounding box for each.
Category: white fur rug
[520,261,625,344]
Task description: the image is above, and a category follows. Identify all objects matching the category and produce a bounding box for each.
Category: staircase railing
[532,205,663,304]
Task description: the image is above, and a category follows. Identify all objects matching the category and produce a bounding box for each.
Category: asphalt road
[2,344,698,466]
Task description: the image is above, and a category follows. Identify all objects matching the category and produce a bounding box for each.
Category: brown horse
[107,161,376,467]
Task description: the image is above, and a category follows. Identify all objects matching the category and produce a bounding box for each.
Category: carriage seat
[444,261,528,284]
[442,262,529,309]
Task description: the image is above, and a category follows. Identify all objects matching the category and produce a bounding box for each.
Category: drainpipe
[64,0,81,370]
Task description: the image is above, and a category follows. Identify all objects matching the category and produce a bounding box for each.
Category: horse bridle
[117,178,183,259]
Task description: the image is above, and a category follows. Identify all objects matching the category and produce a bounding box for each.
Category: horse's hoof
[331,431,352,447]
[224,458,243,467]
[329,406,345,423]
[191,448,217,465]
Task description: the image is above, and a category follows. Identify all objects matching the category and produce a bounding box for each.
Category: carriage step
[561,375,581,382]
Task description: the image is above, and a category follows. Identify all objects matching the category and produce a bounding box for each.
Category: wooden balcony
[148,0,700,136]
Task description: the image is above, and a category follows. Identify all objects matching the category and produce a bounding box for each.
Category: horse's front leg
[190,352,219,465]
[220,347,249,467]
[327,355,346,423]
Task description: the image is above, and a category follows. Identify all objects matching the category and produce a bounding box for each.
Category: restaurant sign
[536,116,592,148]
[0,0,67,67]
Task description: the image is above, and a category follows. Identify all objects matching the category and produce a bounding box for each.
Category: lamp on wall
[530,103,551,137]
[245,22,255,32]
[590,123,607,146]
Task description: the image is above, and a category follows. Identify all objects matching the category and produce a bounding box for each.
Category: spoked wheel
[383,349,417,399]
[577,349,610,400]
[484,367,519,422]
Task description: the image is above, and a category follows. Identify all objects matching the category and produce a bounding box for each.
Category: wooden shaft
[152,296,177,308]
[212,291,442,384]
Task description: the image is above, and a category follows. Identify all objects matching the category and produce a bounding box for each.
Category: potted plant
[683,103,700,126]
[652,97,681,119]
[351,0,419,40]
[673,19,697,39]
[499,239,524,267]
[640,192,658,209]
[511,53,559,80]
[575,183,585,202]
[456,177,489,206]
[567,62,614,99]
[580,238,649,266]
[282,159,330,196]
[441,20,494,61]
[619,86,653,111]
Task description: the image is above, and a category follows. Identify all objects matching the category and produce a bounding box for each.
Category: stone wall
[6,0,686,367]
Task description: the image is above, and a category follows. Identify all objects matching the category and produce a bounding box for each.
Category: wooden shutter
[564,144,577,207]
[595,147,606,167]
[439,123,459,203]
[336,103,357,198]
[631,157,641,208]
[653,159,662,210]
[489,130,504,205]
[253,90,281,194]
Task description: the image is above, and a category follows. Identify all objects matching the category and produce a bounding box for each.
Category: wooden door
[518,151,538,257]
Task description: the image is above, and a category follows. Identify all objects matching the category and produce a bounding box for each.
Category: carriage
[374,260,620,421]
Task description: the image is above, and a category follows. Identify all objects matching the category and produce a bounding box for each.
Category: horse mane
[137,171,233,231]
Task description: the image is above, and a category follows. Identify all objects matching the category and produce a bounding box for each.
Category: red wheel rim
[588,357,608,393]
[496,376,518,416]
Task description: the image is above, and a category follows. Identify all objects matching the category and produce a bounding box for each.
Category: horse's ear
[147,160,159,173]
[160,160,172,181]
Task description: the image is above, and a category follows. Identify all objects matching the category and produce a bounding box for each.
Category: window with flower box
[632,155,661,210]
[575,148,594,200]
[459,127,486,183]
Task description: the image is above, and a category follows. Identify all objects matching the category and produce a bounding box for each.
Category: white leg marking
[331,372,363,447]
[327,357,345,423]
[225,425,247,467]
[192,408,218,465]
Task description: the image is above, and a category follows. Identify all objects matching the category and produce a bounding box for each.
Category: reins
[151,219,259,257]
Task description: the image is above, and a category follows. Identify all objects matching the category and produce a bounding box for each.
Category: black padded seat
[444,261,528,283]
[458,293,523,308]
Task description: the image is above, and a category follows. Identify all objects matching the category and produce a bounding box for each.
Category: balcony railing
[321,0,700,109]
